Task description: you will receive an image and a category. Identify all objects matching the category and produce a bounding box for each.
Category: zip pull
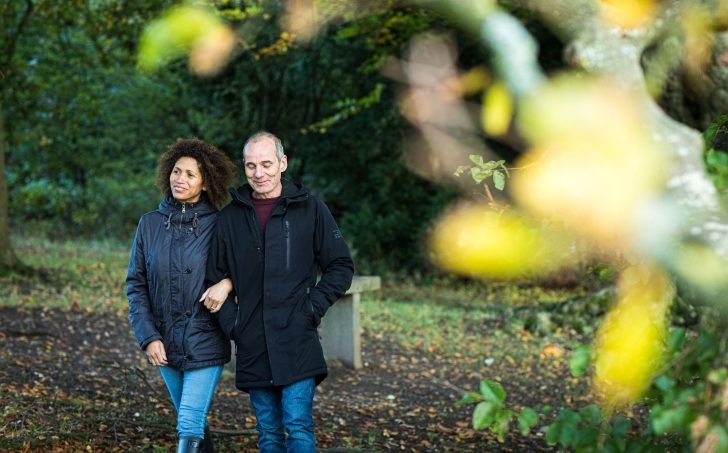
[182,203,186,214]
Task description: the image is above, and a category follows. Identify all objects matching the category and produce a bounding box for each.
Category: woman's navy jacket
[127,195,231,370]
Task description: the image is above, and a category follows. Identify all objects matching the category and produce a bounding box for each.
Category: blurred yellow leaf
[482,81,512,137]
[138,5,235,75]
[189,25,237,76]
[599,0,657,28]
[429,203,572,279]
[593,262,673,408]
[513,75,666,247]
[458,66,491,96]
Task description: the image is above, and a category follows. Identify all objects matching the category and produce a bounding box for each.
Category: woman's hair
[156,138,236,208]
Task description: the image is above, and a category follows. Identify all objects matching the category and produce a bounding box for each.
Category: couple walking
[126,132,354,452]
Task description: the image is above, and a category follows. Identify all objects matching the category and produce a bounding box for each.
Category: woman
[126,138,235,453]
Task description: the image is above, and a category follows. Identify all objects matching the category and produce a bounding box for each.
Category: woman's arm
[199,277,233,313]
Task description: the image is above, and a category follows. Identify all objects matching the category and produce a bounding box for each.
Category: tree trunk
[0,107,20,275]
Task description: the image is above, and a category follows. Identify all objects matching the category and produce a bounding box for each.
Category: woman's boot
[201,427,214,453]
[176,436,203,453]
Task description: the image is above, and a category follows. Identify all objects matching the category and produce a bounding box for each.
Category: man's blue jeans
[159,365,223,439]
[249,377,316,453]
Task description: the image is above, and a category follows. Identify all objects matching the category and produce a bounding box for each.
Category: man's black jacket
[206,179,354,390]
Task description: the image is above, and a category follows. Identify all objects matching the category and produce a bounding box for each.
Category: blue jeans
[159,365,223,439]
[249,378,316,453]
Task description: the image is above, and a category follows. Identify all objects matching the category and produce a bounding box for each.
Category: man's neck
[252,187,282,199]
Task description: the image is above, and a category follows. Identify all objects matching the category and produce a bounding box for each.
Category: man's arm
[309,198,355,321]
[205,215,238,338]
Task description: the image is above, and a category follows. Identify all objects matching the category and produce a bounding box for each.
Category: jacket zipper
[284,220,290,271]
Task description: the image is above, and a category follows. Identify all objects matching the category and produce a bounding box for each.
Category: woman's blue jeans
[249,377,316,453]
[159,365,223,439]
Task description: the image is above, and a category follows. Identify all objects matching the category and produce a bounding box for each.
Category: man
[206,131,354,452]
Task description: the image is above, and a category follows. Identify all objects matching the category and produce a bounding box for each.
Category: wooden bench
[319,276,381,369]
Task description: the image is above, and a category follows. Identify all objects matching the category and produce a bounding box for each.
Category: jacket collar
[230,179,308,207]
[158,194,217,222]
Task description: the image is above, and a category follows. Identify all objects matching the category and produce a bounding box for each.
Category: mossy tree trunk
[0,108,20,276]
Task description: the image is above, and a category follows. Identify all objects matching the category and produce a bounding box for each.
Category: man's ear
[280,155,288,172]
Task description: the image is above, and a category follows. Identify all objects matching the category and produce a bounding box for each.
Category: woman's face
[169,156,205,203]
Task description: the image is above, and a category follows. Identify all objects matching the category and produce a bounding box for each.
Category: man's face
[244,137,287,199]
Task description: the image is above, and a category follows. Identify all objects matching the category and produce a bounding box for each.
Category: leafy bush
[460,299,728,452]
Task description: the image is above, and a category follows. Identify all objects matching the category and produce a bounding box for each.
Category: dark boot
[200,427,214,453]
[176,436,203,453]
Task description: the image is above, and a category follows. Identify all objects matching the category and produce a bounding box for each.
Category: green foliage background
[4,1,463,273]
[4,1,727,274]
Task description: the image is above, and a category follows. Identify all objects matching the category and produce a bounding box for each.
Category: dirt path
[0,305,579,451]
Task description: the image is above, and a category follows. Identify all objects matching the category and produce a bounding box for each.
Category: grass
[1,235,130,312]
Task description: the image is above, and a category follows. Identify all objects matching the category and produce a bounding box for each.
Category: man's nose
[254,166,264,177]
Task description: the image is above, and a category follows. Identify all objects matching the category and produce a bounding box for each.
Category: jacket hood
[229,179,308,206]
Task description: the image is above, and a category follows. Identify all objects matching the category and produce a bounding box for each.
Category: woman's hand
[200,278,233,313]
[145,340,168,367]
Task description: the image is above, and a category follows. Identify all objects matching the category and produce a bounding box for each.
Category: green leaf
[469,154,485,166]
[480,380,506,403]
[546,409,580,447]
[579,404,601,426]
[569,345,591,377]
[666,327,686,354]
[493,408,513,442]
[454,165,470,177]
[471,167,491,184]
[517,407,539,435]
[651,406,691,435]
[472,401,497,430]
[457,391,485,406]
[611,415,631,438]
[653,375,675,392]
[493,170,505,190]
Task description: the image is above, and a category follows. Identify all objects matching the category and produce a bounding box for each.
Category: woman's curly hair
[156,138,236,208]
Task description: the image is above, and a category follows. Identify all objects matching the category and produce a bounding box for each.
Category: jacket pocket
[186,319,230,362]
[302,294,321,328]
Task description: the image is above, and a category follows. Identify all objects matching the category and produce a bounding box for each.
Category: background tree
[0,0,34,274]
